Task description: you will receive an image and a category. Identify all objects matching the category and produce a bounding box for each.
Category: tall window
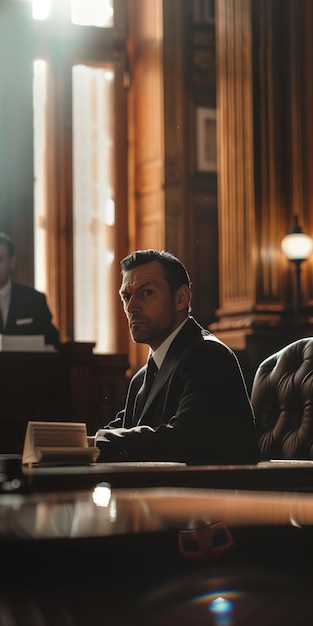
[72,64,116,351]
[33,59,48,295]
[32,0,128,352]
[32,0,113,26]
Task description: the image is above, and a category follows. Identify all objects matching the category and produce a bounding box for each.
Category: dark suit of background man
[89,249,260,465]
[0,233,59,347]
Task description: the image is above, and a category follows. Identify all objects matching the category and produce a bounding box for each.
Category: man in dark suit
[0,233,59,347]
[90,249,260,465]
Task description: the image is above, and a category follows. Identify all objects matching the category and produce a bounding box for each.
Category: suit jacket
[3,280,59,347]
[96,317,260,465]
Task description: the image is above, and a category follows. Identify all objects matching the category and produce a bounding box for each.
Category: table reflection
[1,485,313,539]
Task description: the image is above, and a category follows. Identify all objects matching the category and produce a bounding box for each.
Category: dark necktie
[133,356,158,421]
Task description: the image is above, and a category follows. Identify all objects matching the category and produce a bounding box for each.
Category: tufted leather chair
[251,337,313,460]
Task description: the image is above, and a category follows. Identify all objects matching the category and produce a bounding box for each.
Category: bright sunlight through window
[32,0,114,27]
[33,59,48,295]
[72,65,116,353]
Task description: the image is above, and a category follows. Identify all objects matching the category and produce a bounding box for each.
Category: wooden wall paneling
[288,1,313,311]
[252,1,313,329]
[88,353,130,433]
[0,353,70,454]
[302,0,313,306]
[136,193,164,249]
[213,0,313,381]
[130,0,164,250]
[163,0,188,263]
[163,0,218,318]
[127,0,136,256]
[213,0,288,377]
[215,0,256,324]
[187,191,219,328]
[63,345,130,435]
[184,2,219,328]
[0,346,129,454]
[289,2,304,227]
[127,0,164,370]
[253,0,284,309]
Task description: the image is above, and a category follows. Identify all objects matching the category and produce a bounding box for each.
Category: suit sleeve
[95,339,260,465]
[37,292,60,346]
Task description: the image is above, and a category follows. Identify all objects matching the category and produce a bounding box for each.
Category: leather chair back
[251,337,313,460]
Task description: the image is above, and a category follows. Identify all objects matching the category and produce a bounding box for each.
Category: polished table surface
[2,464,313,625]
[18,459,313,492]
[2,459,313,542]
[2,481,313,540]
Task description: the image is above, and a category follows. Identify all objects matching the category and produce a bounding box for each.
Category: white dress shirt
[0,278,12,329]
[150,317,188,370]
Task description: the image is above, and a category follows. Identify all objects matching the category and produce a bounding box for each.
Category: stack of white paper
[0,335,45,351]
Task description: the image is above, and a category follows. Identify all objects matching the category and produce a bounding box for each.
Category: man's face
[0,244,15,289]
[119,260,189,351]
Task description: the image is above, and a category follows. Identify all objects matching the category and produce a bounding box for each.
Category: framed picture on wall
[196,107,217,172]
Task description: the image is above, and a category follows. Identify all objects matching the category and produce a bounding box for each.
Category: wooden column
[163,0,188,261]
[212,0,257,350]
[127,0,165,368]
[212,0,313,381]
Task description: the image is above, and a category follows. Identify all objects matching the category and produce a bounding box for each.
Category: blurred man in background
[0,232,59,347]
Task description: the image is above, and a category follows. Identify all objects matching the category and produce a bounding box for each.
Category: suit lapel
[124,366,146,427]
[137,317,208,422]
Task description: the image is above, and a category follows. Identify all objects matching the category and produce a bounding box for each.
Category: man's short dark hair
[0,233,14,258]
[120,249,191,295]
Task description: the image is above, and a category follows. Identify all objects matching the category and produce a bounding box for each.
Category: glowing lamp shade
[281,232,313,261]
[281,216,313,262]
[281,215,313,339]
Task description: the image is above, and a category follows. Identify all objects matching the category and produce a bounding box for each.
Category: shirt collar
[150,317,189,370]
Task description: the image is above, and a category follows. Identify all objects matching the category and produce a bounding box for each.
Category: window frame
[31,0,129,349]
